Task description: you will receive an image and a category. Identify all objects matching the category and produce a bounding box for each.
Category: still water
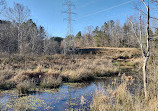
[0,77,116,111]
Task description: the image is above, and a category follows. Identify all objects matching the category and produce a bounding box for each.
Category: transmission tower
[63,0,75,36]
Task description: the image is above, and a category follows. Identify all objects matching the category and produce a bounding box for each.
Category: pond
[0,77,120,111]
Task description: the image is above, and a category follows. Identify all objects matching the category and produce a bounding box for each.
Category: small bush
[16,80,35,94]
[40,76,62,88]
[12,66,43,85]
[0,70,16,90]
[0,80,16,90]
[40,69,62,88]
[62,68,94,82]
[16,82,29,94]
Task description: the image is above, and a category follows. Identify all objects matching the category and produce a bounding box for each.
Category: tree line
[0,2,63,55]
[67,19,158,49]
[0,1,157,56]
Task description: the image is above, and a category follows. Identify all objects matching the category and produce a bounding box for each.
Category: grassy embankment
[0,47,142,94]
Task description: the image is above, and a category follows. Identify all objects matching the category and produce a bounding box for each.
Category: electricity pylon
[63,0,75,36]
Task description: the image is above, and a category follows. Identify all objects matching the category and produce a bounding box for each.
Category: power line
[63,0,76,36]
[76,0,133,20]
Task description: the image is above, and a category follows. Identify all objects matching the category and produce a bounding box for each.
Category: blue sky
[3,0,138,37]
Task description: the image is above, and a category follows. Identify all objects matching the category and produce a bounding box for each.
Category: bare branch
[128,19,141,46]
[139,9,158,20]
[150,16,158,20]
[142,0,148,9]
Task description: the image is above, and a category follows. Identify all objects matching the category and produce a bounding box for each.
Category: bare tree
[84,26,95,47]
[129,0,156,99]
[63,35,76,55]
[3,3,30,55]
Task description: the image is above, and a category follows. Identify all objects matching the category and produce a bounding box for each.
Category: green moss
[126,62,135,66]
[113,62,120,66]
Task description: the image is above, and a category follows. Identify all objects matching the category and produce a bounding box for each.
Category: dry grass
[91,74,135,111]
[0,47,142,91]
[82,47,138,51]
[0,70,16,90]
[16,81,31,94]
[60,59,119,82]
[1,47,158,111]
[11,66,43,84]
[40,69,62,88]
[91,60,158,111]
[0,58,119,90]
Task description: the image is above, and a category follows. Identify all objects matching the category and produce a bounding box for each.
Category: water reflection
[0,77,121,111]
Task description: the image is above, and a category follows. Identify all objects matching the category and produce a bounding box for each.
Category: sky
[3,0,138,37]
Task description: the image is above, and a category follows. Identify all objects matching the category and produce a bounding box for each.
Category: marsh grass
[16,80,36,95]
[40,69,62,88]
[91,74,138,111]
[0,70,16,90]
[11,65,43,84]
[0,47,141,91]
[9,58,118,90]
[91,63,158,111]
[0,47,148,111]
[61,59,119,82]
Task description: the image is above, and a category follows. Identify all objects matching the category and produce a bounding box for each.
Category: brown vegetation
[0,47,141,93]
[91,73,158,111]
[40,69,62,88]
[91,48,158,111]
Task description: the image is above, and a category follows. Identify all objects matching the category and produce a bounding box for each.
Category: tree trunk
[143,56,148,99]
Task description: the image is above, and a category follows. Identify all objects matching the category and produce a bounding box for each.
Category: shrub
[0,80,16,90]
[16,80,36,95]
[0,70,16,90]
[16,81,30,94]
[12,66,43,85]
[40,69,62,88]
